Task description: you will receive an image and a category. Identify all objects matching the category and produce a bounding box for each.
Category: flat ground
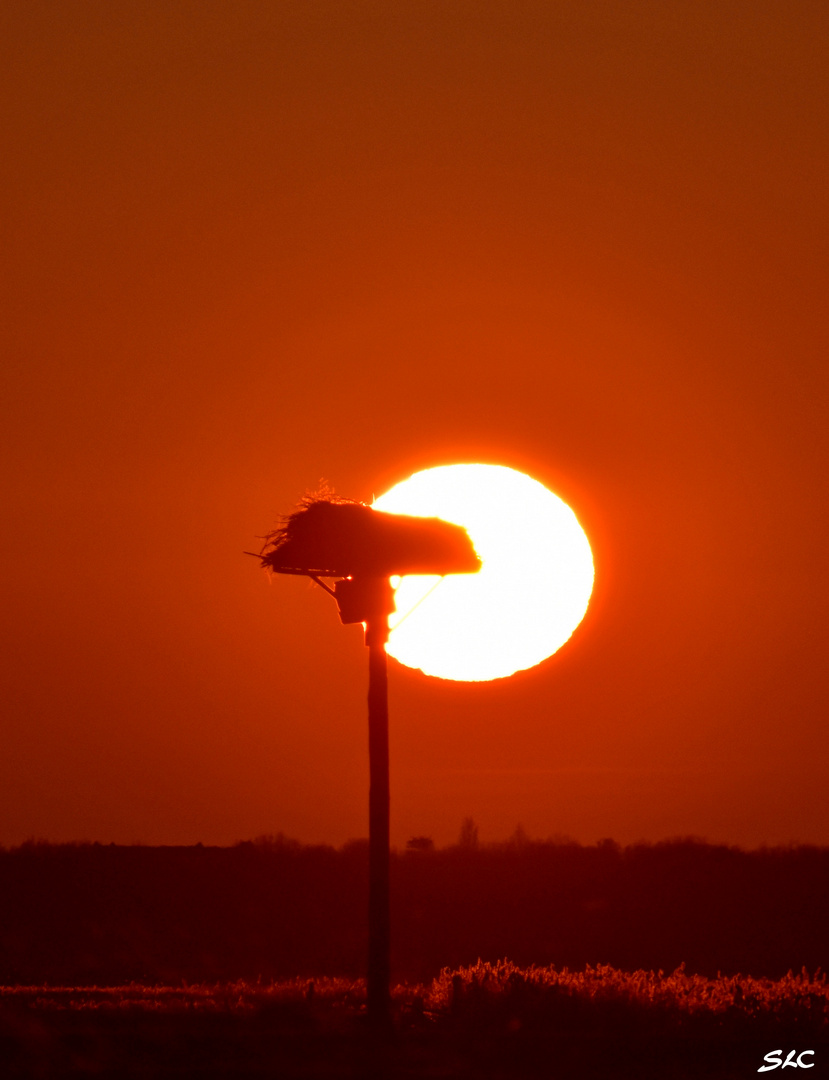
[3,966,828,1078]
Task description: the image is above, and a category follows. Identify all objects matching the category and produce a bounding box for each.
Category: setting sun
[373,464,594,681]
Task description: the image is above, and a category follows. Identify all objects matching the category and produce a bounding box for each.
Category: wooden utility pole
[335,575,395,1028]
[256,500,479,1033]
[366,615,391,1028]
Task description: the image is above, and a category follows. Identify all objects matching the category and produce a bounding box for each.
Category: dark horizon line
[3,833,826,856]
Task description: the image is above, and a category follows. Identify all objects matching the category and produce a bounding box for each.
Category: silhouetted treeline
[1,836,827,985]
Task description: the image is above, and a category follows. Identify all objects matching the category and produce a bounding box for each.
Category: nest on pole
[259,494,480,579]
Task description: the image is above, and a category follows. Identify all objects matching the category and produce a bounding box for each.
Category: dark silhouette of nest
[259,494,480,579]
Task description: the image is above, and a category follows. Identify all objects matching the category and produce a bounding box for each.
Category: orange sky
[3,1,828,849]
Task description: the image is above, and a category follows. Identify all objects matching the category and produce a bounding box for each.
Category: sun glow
[373,464,594,681]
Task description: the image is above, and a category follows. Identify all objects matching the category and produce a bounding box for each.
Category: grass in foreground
[4,959,829,1030]
[3,962,829,1078]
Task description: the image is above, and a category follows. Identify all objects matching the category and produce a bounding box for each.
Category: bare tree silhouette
[459,818,480,850]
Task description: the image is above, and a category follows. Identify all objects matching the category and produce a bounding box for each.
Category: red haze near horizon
[2,2,828,849]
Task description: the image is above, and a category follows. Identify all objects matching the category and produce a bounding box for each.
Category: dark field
[3,839,829,1076]
[4,964,829,1078]
[3,837,829,984]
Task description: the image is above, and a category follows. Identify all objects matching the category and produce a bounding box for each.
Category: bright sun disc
[372,464,594,681]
